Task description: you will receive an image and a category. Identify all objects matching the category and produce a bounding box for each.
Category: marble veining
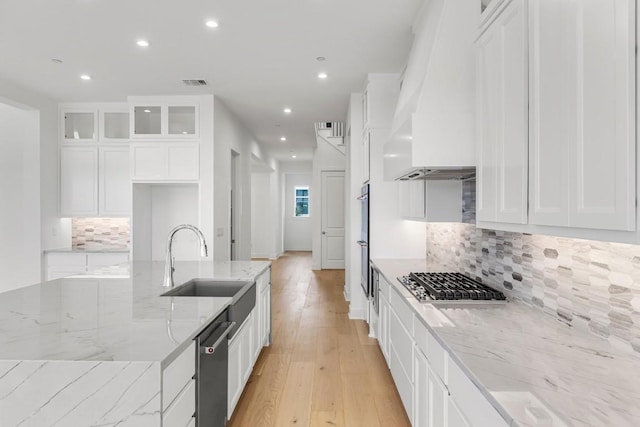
[0,260,270,362]
[372,258,640,427]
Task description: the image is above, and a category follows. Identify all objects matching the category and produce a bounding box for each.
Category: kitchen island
[372,259,640,427]
[0,260,270,427]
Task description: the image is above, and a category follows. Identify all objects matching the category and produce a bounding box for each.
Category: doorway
[230,150,240,260]
[321,170,345,269]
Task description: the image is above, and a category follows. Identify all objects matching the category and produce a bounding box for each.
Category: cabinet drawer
[389,343,413,424]
[389,287,414,335]
[448,360,508,427]
[389,307,413,379]
[414,318,430,359]
[163,342,195,409]
[427,331,448,385]
[378,274,389,299]
[87,253,129,267]
[47,253,87,267]
[162,379,195,427]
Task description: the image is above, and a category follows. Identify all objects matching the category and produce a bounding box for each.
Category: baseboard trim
[348,305,366,320]
[343,288,350,302]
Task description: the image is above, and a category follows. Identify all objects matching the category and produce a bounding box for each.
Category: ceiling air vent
[182,79,208,87]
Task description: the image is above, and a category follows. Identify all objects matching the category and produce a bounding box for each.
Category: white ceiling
[0,0,422,162]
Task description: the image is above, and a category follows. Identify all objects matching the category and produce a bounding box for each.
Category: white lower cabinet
[448,397,471,427]
[259,275,271,347]
[46,252,129,280]
[380,277,510,427]
[228,312,255,419]
[162,343,196,427]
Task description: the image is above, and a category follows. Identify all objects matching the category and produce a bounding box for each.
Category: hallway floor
[227,251,411,427]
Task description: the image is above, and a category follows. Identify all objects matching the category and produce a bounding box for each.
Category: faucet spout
[163,224,209,287]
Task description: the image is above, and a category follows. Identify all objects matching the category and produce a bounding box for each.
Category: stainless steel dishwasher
[196,308,235,427]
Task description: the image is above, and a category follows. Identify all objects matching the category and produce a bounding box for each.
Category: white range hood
[384,0,478,181]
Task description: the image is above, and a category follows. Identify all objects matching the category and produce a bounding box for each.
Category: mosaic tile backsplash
[72,218,130,249]
[426,223,640,353]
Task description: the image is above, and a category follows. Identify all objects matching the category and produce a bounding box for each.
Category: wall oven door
[358,184,369,297]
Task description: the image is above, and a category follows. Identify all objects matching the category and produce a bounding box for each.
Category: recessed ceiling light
[316,56,326,62]
[80,74,92,81]
[283,108,292,114]
[136,39,150,47]
[292,155,297,158]
[280,137,287,141]
[318,72,328,79]
[143,109,151,113]
[205,20,219,28]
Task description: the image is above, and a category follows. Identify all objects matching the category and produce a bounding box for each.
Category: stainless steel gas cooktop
[398,272,507,305]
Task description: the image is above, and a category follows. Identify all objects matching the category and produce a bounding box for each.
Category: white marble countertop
[371,258,640,427]
[0,260,270,365]
[44,246,130,253]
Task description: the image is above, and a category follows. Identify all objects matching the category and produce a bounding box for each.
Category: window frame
[294,185,310,217]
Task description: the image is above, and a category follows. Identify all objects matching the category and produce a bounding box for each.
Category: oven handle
[357,240,368,247]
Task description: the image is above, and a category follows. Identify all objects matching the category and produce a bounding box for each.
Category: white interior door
[321,170,345,269]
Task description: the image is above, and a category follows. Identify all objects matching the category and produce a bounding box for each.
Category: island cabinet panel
[162,342,196,411]
[228,312,255,418]
[163,379,195,427]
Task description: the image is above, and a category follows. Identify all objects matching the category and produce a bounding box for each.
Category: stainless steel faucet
[163,224,208,287]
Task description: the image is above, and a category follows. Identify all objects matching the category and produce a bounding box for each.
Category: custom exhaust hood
[384,0,478,181]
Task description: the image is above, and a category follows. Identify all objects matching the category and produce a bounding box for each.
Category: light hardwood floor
[228,251,411,427]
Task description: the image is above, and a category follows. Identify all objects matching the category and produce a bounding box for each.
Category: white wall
[132,184,200,261]
[0,103,40,292]
[0,78,67,289]
[311,141,346,269]
[346,94,367,318]
[284,172,312,251]
[251,170,274,258]
[214,97,279,261]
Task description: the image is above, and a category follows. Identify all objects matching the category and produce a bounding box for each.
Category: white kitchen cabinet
[258,268,272,348]
[429,367,448,427]
[529,0,636,231]
[46,252,129,280]
[131,103,198,139]
[62,109,98,142]
[363,74,400,130]
[363,131,370,183]
[101,109,130,141]
[448,398,471,427]
[162,342,196,427]
[399,180,463,222]
[131,143,199,181]
[228,312,255,419]
[476,0,528,225]
[60,145,130,217]
[389,339,414,425]
[99,146,131,216]
[389,290,414,423]
[413,347,430,427]
[378,291,390,364]
[60,146,99,216]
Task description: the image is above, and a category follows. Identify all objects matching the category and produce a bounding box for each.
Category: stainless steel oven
[357,184,369,297]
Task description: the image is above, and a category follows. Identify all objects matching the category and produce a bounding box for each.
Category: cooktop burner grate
[398,272,506,303]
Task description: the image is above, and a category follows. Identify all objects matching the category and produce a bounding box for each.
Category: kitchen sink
[162,279,256,338]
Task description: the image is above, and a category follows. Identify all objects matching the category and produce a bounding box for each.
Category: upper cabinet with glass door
[101,105,130,141]
[62,109,98,142]
[130,100,198,139]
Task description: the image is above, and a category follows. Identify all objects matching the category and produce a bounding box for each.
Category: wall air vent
[182,79,208,86]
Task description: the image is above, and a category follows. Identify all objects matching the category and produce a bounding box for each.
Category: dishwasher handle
[201,321,235,355]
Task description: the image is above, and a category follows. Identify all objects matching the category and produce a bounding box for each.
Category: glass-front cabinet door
[133,106,161,136]
[102,111,130,140]
[131,104,198,138]
[168,106,196,135]
[63,111,97,141]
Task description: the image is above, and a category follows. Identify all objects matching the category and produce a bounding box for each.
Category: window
[294,186,309,217]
